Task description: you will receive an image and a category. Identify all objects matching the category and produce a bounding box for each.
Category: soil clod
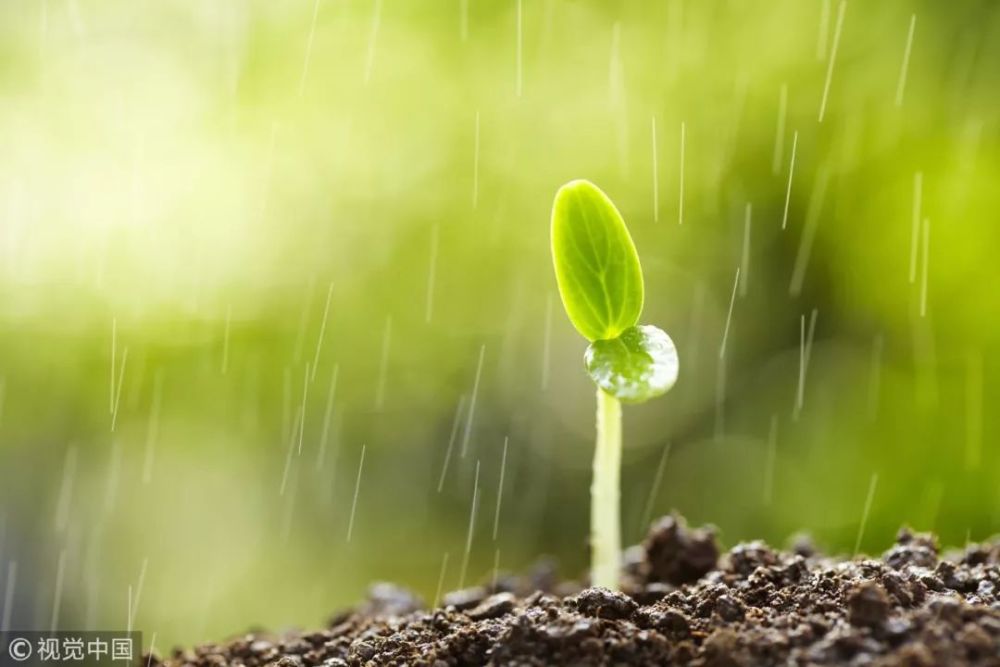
[467,593,516,621]
[571,587,638,620]
[847,581,890,627]
[643,513,720,585]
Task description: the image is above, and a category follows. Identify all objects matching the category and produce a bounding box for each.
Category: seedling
[550,180,679,590]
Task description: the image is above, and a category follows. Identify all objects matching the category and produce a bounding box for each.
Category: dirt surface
[150,514,1000,666]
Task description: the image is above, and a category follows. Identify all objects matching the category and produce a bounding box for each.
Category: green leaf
[585,325,679,403]
[551,180,644,342]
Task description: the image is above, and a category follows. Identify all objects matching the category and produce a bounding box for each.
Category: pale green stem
[591,387,622,590]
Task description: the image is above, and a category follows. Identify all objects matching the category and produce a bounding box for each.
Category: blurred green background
[0,0,998,651]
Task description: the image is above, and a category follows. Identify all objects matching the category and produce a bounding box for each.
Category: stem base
[591,388,622,590]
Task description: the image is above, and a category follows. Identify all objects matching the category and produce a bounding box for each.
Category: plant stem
[592,387,622,590]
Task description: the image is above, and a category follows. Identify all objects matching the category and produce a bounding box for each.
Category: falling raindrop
[894,14,916,107]
[794,309,818,420]
[433,552,450,608]
[127,557,148,633]
[853,473,879,555]
[817,0,846,123]
[49,549,67,632]
[458,459,480,589]
[719,266,740,359]
[781,131,798,230]
[299,0,323,97]
[460,345,486,458]
[789,166,831,296]
[739,204,751,298]
[492,436,509,541]
[438,395,468,492]
[346,444,367,542]
[111,347,128,432]
[311,282,334,382]
[638,442,671,536]
[316,364,340,471]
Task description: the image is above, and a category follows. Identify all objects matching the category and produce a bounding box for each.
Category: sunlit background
[0,0,998,651]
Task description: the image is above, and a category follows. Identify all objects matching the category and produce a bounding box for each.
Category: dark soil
[150,515,1000,666]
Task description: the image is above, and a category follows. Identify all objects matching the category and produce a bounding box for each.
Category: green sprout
[550,179,679,591]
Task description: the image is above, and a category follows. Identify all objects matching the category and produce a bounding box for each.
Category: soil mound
[151,514,1000,666]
